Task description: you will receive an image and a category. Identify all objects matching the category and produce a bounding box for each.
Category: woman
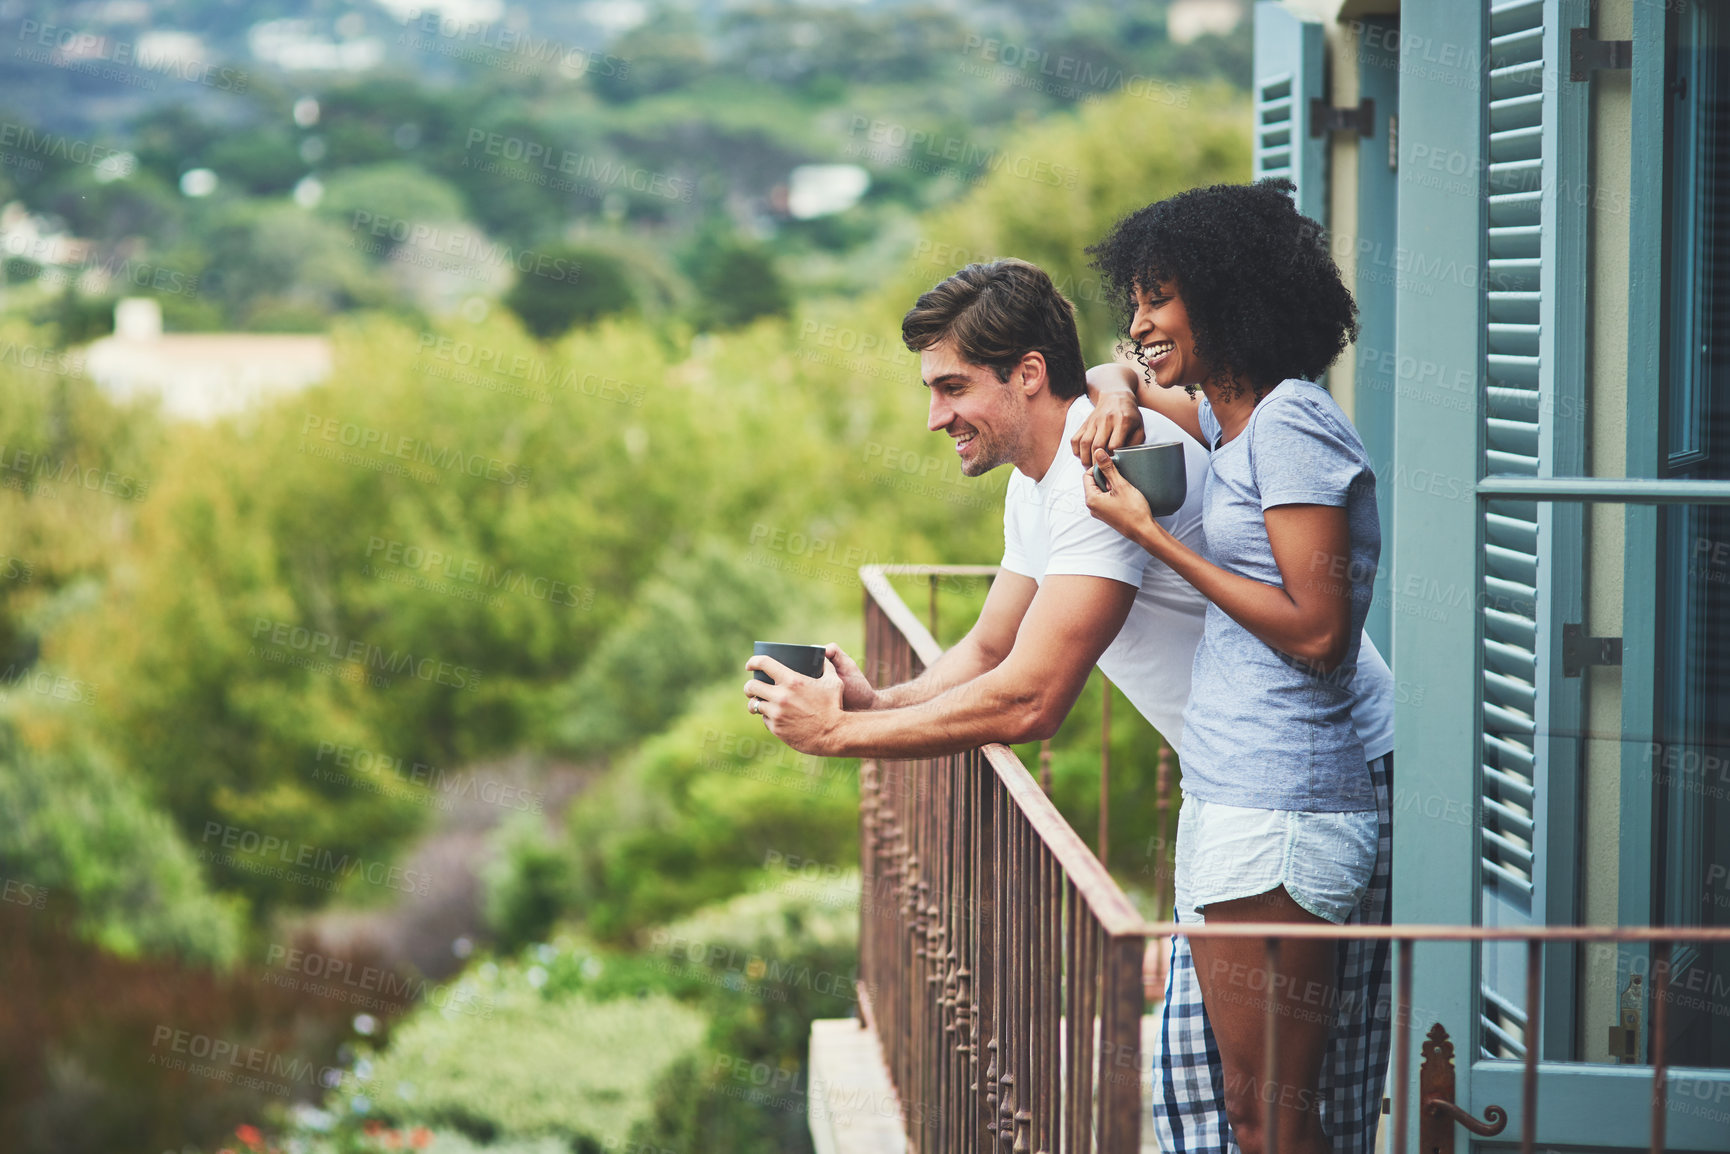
[1075,179,1393,1154]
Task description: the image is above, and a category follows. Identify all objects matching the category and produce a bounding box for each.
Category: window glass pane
[1469,499,1730,1070]
[1668,3,1730,469]
[1654,500,1730,1068]
[1470,1,1727,481]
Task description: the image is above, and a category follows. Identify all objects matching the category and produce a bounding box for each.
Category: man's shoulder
[1003,464,1036,503]
[1141,406,1190,443]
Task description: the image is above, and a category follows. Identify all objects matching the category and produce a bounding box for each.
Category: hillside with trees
[0,2,1250,1149]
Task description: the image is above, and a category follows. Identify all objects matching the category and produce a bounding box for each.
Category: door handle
[1423,1098,1509,1138]
[1419,1022,1510,1153]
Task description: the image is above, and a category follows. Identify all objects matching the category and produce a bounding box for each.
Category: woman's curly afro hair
[1087,178,1358,398]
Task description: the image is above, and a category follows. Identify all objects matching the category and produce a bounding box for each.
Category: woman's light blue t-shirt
[1180,379,1382,812]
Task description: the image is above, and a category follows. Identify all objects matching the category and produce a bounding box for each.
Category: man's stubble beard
[960,386,1030,477]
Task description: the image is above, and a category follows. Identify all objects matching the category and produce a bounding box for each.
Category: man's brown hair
[901,259,1087,399]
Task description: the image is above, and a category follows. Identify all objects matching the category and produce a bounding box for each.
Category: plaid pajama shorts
[1151,752,1394,1154]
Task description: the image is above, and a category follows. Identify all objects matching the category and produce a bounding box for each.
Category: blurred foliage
[593,25,712,103]
[0,47,1250,1148]
[884,80,1251,358]
[562,685,860,944]
[4,1,1251,331]
[0,902,358,1154]
[0,704,244,966]
[322,953,707,1149]
[684,233,792,331]
[3,82,1245,928]
[315,164,469,230]
[31,286,117,345]
[480,813,568,953]
[502,245,636,338]
[196,201,396,329]
[548,543,789,754]
[295,874,859,1154]
[202,126,304,197]
[632,875,860,1154]
[0,318,163,678]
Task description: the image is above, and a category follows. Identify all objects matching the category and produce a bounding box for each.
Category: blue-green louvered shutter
[1478,0,1589,1062]
[1251,1,1327,224]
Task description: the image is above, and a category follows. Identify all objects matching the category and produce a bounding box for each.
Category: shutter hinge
[1569,27,1632,81]
[1562,622,1623,677]
[1309,97,1375,138]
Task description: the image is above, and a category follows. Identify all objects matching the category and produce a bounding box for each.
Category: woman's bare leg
[1188,887,1337,1154]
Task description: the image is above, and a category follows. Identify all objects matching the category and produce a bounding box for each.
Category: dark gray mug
[752,641,827,684]
[1091,440,1188,517]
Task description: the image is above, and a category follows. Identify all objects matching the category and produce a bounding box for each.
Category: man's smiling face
[920,338,1031,477]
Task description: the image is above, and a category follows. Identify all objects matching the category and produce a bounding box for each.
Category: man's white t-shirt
[997,396,1395,761]
[1000,397,1210,748]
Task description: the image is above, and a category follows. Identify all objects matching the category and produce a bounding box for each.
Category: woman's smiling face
[1129,281,1212,392]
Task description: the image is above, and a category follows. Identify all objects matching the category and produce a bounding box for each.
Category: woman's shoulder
[1261,378,1337,415]
[1253,380,1364,447]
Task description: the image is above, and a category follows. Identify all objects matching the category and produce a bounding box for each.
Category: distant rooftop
[84,298,332,422]
[1167,0,1246,44]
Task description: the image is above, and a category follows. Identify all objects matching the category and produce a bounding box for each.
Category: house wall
[1282,0,1362,421]
[1579,0,1634,1065]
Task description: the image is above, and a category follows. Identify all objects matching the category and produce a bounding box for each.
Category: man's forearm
[829,670,1047,760]
[763,573,1129,763]
[867,637,1001,710]
[1086,361,1138,401]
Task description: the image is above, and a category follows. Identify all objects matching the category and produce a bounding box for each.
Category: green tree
[196,201,393,329]
[687,238,790,331]
[316,162,467,229]
[504,246,637,338]
[549,543,786,755]
[888,83,1251,356]
[592,27,711,101]
[202,126,305,196]
[31,286,114,345]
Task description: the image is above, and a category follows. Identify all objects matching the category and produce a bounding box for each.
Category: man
[745,258,1392,1154]
[745,257,1209,764]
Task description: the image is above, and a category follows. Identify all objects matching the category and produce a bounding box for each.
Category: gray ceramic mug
[752,641,828,684]
[1091,440,1188,517]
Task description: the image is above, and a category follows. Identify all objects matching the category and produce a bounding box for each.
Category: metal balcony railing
[860,564,1147,1153]
[854,565,1730,1154]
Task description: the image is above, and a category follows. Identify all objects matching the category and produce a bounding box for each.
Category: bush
[563,684,860,943]
[631,874,861,1154]
[324,954,707,1149]
[296,874,860,1154]
[480,813,571,953]
[0,705,244,966]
